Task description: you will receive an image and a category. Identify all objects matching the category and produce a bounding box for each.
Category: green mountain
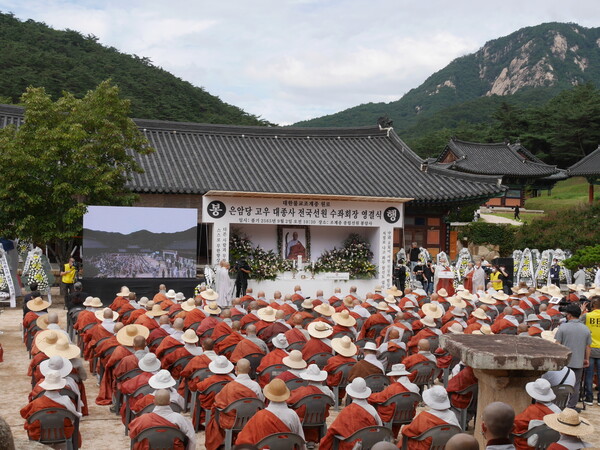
[294,22,600,139]
[0,12,267,125]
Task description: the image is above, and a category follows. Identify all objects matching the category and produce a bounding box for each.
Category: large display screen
[83,206,197,278]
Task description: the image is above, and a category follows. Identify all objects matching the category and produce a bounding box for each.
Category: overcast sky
[1,1,599,124]
[84,206,197,234]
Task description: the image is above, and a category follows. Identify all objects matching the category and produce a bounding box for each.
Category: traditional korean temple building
[568,145,600,204]
[429,138,567,207]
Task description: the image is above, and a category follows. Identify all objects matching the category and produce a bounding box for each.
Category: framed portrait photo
[278,226,310,260]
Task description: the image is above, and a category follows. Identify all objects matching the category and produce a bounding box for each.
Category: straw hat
[35,330,60,352]
[209,355,234,374]
[89,297,103,308]
[116,286,130,297]
[537,285,550,294]
[449,297,467,309]
[478,294,496,305]
[437,288,449,297]
[138,353,162,372]
[413,288,427,297]
[149,369,176,389]
[147,304,168,317]
[472,308,489,321]
[315,303,335,317]
[272,333,289,349]
[181,298,196,312]
[264,378,291,402]
[300,363,326,381]
[82,296,94,307]
[117,324,150,346]
[40,355,73,378]
[346,377,371,399]
[375,301,389,311]
[204,301,222,316]
[387,363,411,377]
[165,289,177,299]
[307,321,333,338]
[44,337,80,359]
[332,336,357,357]
[95,307,119,322]
[421,303,443,319]
[448,323,464,334]
[201,289,219,301]
[421,316,437,328]
[544,408,594,437]
[526,378,556,402]
[182,329,199,344]
[458,291,475,301]
[451,307,466,317]
[516,288,529,295]
[174,292,185,302]
[478,324,493,335]
[343,296,355,307]
[257,306,276,322]
[300,299,314,309]
[403,300,416,309]
[39,370,67,391]
[492,291,509,301]
[27,297,50,312]
[282,350,307,369]
[332,310,356,327]
[374,285,383,293]
[386,286,403,297]
[547,285,562,297]
[384,295,397,304]
[138,297,149,306]
[423,385,450,410]
[541,329,558,343]
[525,314,540,323]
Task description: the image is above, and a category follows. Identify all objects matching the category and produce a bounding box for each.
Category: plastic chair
[291,393,334,441]
[409,360,438,391]
[450,383,478,430]
[287,341,305,351]
[125,384,155,434]
[331,330,354,339]
[245,352,264,379]
[218,397,264,450]
[425,335,439,350]
[330,361,356,411]
[363,373,390,393]
[256,432,306,450]
[499,326,517,335]
[114,368,143,415]
[219,343,238,358]
[307,352,332,369]
[161,344,184,357]
[257,364,286,383]
[148,335,166,351]
[27,407,80,450]
[380,391,421,430]
[193,380,229,432]
[512,424,560,450]
[400,424,461,450]
[551,383,574,410]
[34,388,80,410]
[379,348,407,372]
[169,355,193,380]
[286,378,309,391]
[135,402,183,418]
[97,344,117,381]
[334,425,393,450]
[130,425,188,450]
[186,367,212,412]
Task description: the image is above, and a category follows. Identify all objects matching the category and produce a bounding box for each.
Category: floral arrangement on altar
[313,233,377,279]
[454,248,472,281]
[229,229,294,281]
[22,248,53,293]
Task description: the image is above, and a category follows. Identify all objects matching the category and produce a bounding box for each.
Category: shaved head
[273,291,281,299]
[173,318,184,331]
[275,310,285,320]
[284,294,293,301]
[202,338,214,351]
[47,311,59,324]
[114,322,124,333]
[249,301,259,311]
[430,293,439,302]
[146,301,154,311]
[236,358,251,375]
[417,339,430,352]
[445,433,479,450]
[232,321,241,332]
[292,314,303,326]
[221,309,232,319]
[246,325,257,335]
[504,307,513,316]
[483,402,515,439]
[195,297,203,307]
[154,389,170,406]
[388,328,400,340]
[316,290,323,297]
[133,335,146,350]
[159,315,170,325]
[103,308,114,319]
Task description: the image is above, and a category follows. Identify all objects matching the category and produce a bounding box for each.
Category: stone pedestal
[440,334,571,448]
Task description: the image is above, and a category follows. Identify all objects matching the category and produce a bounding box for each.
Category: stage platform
[82,278,202,305]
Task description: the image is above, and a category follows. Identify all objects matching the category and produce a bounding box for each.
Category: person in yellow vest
[489,266,503,290]
[583,297,600,405]
[60,257,77,298]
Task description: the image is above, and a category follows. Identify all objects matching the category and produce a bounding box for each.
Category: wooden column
[590,183,594,204]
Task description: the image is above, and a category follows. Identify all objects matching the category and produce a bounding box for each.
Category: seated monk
[256,333,289,387]
[287,364,334,444]
[129,389,195,450]
[301,321,334,361]
[180,298,206,328]
[491,307,519,334]
[407,314,441,354]
[155,318,185,359]
[348,342,384,382]
[446,365,478,409]
[229,325,267,363]
[134,303,166,331]
[179,338,218,395]
[284,313,310,346]
[113,334,149,382]
[324,336,357,403]
[161,329,203,379]
[239,301,261,330]
[120,353,162,423]
[236,379,304,446]
[358,302,393,340]
[513,378,561,450]
[368,364,419,437]
[525,314,544,336]
[21,369,82,447]
[147,315,173,352]
[402,339,436,381]
[261,310,292,343]
[211,309,234,343]
[320,377,382,449]
[194,356,235,429]
[400,386,461,449]
[275,350,307,382]
[130,370,185,416]
[215,321,244,357]
[205,358,264,450]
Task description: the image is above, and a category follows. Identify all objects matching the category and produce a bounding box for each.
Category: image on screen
[83,206,197,278]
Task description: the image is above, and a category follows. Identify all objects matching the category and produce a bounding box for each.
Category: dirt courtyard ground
[1,307,599,449]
